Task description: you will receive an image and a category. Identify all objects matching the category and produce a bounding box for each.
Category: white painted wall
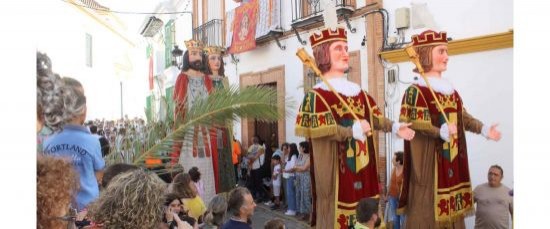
[383,0,513,39]
[37,0,147,121]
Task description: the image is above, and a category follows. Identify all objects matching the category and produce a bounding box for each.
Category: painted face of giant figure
[429,45,449,73]
[411,30,449,75]
[208,54,222,73]
[188,49,203,71]
[328,40,350,74]
[310,27,349,75]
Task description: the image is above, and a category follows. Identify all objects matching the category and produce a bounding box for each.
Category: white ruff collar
[313,77,361,97]
[415,76,455,95]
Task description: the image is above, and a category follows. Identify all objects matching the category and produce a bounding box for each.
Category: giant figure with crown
[171,39,218,202]
[203,45,236,192]
[295,24,416,228]
[397,30,502,228]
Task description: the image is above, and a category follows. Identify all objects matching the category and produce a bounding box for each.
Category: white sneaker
[263,201,273,206]
[284,210,296,216]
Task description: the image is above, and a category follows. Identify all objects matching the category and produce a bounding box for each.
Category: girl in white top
[282,143,299,215]
[283,153,296,178]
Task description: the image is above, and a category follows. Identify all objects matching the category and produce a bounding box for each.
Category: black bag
[260,146,273,178]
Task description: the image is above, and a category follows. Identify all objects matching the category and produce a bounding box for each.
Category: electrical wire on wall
[361,8,391,69]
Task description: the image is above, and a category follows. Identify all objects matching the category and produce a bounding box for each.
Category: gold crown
[309,27,348,48]
[330,97,365,117]
[204,46,226,55]
[184,40,204,50]
[412,30,448,47]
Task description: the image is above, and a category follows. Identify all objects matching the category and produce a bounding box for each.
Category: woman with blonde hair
[173,173,207,223]
[200,194,227,229]
[88,169,185,228]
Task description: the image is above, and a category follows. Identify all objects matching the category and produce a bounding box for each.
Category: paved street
[251,204,310,229]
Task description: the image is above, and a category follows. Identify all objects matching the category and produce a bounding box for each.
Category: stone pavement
[251,204,310,229]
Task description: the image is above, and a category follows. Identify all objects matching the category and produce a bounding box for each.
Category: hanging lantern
[171,45,183,69]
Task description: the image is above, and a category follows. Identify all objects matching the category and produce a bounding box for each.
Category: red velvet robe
[398,84,478,228]
[296,88,393,228]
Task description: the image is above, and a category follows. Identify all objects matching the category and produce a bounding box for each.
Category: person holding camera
[162,193,197,229]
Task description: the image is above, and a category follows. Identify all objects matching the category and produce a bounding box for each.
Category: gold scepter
[404,45,455,139]
[296,48,372,136]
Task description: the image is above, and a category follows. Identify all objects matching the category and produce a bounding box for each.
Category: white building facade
[37,0,148,121]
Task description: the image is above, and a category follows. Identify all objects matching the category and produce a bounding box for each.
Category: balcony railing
[336,0,356,8]
[291,0,355,27]
[193,19,224,47]
[255,0,282,39]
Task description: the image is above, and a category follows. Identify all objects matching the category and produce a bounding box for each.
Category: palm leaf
[131,85,288,165]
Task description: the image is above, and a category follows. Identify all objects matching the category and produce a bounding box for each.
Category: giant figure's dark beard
[189,60,202,71]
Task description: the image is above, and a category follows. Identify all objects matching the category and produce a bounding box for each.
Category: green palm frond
[184,84,281,125]
[131,85,287,165]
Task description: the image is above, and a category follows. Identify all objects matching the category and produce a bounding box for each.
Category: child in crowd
[271,155,282,210]
[264,218,285,229]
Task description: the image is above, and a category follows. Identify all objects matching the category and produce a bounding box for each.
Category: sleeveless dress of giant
[398,83,484,229]
[295,82,394,229]
[172,72,218,202]
[209,75,236,192]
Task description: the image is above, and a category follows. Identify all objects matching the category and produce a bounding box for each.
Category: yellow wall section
[380,30,513,63]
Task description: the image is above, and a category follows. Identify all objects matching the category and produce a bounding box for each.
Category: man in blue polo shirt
[43,77,105,211]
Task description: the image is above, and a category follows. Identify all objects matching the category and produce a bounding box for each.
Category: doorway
[254,82,278,149]
[240,66,286,151]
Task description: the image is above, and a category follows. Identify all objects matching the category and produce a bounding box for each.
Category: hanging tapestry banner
[228,1,259,54]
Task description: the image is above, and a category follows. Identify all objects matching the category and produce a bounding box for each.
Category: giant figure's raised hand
[487,123,502,141]
[396,123,415,141]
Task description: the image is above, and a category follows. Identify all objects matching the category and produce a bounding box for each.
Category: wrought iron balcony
[255,0,283,39]
[335,0,356,15]
[291,0,355,28]
[193,19,224,47]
